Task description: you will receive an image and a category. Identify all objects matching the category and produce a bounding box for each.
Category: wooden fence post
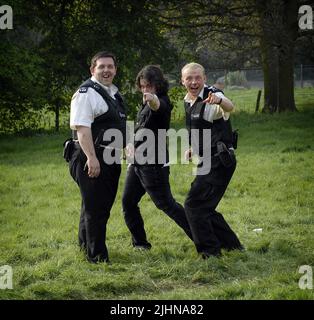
[255,90,262,113]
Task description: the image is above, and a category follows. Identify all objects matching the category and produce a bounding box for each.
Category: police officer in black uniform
[122,65,193,249]
[69,52,127,263]
[181,62,243,258]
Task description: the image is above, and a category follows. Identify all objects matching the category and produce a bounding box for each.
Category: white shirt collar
[184,86,205,105]
[91,76,118,97]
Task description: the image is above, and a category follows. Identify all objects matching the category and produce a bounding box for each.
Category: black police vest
[184,86,233,156]
[73,79,127,148]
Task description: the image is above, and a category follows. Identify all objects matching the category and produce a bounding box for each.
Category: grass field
[0,88,313,300]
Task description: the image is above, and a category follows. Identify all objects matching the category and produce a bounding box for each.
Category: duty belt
[73,140,123,152]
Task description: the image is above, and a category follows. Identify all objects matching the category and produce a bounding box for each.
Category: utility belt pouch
[232,129,238,150]
[63,138,75,162]
[216,141,235,168]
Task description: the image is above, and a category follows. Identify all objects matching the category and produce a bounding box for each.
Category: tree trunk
[257,0,298,113]
[278,45,297,111]
[277,0,298,112]
[260,36,279,113]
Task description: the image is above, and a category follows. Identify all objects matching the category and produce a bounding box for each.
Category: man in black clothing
[122,65,193,249]
[181,62,243,258]
[69,51,127,263]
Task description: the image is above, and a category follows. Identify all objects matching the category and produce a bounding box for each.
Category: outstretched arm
[143,93,160,111]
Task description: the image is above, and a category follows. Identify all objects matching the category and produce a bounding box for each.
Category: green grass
[0,88,314,300]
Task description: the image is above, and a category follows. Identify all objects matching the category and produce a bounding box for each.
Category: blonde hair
[181,62,205,76]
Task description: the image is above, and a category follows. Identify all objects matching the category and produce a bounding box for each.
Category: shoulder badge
[79,87,88,93]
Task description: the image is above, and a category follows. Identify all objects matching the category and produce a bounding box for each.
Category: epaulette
[208,85,224,95]
[79,87,89,93]
[93,83,101,90]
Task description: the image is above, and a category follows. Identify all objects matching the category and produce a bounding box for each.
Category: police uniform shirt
[70,76,118,130]
[184,86,231,123]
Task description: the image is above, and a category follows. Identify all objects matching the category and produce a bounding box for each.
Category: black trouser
[184,159,242,256]
[69,147,121,262]
[122,165,193,247]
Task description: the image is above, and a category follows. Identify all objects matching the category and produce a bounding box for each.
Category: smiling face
[90,57,117,86]
[181,66,206,99]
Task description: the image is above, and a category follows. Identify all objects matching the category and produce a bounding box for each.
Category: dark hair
[90,51,117,69]
[136,65,169,96]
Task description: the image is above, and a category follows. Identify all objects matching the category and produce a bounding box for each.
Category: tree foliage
[1,0,313,134]
[156,0,310,112]
[0,0,179,133]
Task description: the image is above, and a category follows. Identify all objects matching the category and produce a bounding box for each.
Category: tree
[256,0,298,112]
[6,0,252,132]
[157,0,304,112]
[0,0,46,133]
[29,0,102,131]
[0,0,180,133]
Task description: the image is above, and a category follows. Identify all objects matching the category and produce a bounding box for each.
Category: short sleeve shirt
[70,76,118,130]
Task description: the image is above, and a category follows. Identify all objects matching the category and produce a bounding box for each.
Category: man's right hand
[77,126,100,178]
[85,156,100,178]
